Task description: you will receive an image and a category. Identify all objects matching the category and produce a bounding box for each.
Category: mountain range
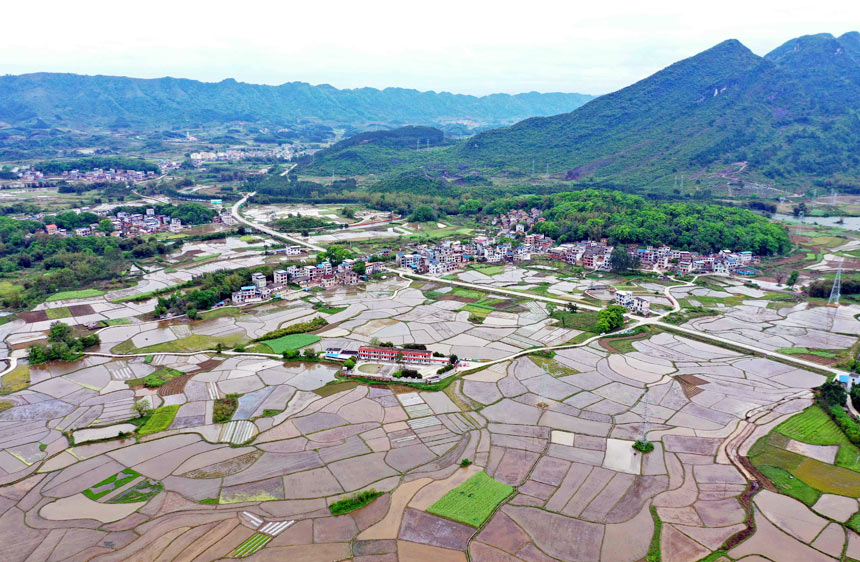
[0,73,594,135]
[450,32,860,190]
[306,32,860,192]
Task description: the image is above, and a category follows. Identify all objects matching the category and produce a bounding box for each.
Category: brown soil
[158,374,194,396]
[68,304,95,316]
[598,332,649,354]
[676,374,707,400]
[17,310,48,323]
[439,295,478,304]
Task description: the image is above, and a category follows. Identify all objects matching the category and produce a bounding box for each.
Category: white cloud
[0,0,856,95]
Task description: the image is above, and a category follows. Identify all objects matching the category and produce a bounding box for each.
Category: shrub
[460,458,473,467]
[329,489,383,515]
[633,439,655,453]
[213,393,240,423]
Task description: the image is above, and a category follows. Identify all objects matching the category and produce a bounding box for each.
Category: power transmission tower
[640,388,650,443]
[831,188,837,206]
[795,210,805,237]
[829,258,843,306]
[531,159,535,176]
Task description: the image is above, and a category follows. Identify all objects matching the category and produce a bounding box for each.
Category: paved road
[392,267,847,378]
[231,192,325,252]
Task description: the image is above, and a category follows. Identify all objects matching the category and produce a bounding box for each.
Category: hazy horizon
[1,1,857,96]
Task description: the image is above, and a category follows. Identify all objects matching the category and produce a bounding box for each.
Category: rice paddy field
[427,470,513,527]
[138,405,180,436]
[45,288,106,301]
[774,406,850,445]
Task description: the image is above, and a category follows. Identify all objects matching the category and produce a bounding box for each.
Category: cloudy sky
[1,1,855,96]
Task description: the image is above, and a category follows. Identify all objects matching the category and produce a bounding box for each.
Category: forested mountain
[442,32,860,190]
[0,73,593,134]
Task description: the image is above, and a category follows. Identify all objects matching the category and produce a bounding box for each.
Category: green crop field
[775,406,850,445]
[776,347,837,358]
[138,405,180,436]
[82,468,140,500]
[45,288,106,302]
[260,333,321,354]
[428,470,513,527]
[45,307,71,320]
[756,465,821,505]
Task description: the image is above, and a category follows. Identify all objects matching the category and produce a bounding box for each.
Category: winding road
[231,192,325,252]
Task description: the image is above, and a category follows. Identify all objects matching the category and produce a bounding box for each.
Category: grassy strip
[254,316,328,342]
[111,282,191,303]
[108,480,163,503]
[138,405,180,436]
[82,468,140,500]
[329,489,383,515]
[233,533,272,558]
[646,505,662,562]
[776,347,837,359]
[106,317,132,326]
[199,306,241,320]
[192,253,221,262]
[45,288,106,302]
[336,373,454,392]
[427,471,513,527]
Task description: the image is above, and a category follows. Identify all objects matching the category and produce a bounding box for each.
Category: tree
[546,303,557,316]
[353,260,366,275]
[566,303,578,313]
[609,245,640,274]
[303,348,318,359]
[787,270,799,287]
[819,380,847,407]
[409,205,437,222]
[133,400,152,419]
[774,270,787,285]
[49,322,72,343]
[186,308,198,320]
[596,305,626,333]
[97,218,114,234]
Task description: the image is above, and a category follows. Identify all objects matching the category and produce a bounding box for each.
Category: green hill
[0,73,593,135]
[317,32,859,193]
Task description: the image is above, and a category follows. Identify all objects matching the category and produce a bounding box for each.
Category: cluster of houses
[324,343,451,366]
[230,259,386,304]
[492,207,545,235]
[56,168,157,182]
[40,208,185,238]
[189,147,293,164]
[396,234,554,275]
[548,242,759,275]
[614,290,651,316]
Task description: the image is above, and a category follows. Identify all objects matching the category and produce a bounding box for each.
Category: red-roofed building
[358,347,449,365]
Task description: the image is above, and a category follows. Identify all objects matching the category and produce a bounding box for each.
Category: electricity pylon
[829,258,842,306]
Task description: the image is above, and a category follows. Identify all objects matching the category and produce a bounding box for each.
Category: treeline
[28,322,100,365]
[34,156,159,174]
[272,216,331,232]
[489,190,791,255]
[807,279,860,298]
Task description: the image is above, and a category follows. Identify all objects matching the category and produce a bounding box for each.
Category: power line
[829,258,842,306]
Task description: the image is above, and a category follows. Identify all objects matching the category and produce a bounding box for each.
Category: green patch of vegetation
[261,409,283,418]
[460,458,473,467]
[138,405,180,436]
[199,497,219,504]
[82,468,140,500]
[126,367,183,388]
[108,479,163,503]
[38,442,47,451]
[549,308,601,333]
[133,332,247,354]
[106,317,132,326]
[144,354,154,364]
[199,306,241,320]
[260,333,321,354]
[192,253,221,262]
[233,533,273,558]
[696,551,729,562]
[329,489,384,515]
[28,322,101,364]
[775,406,850,446]
[529,355,577,377]
[313,380,358,398]
[240,235,261,243]
[427,471,513,527]
[45,307,71,320]
[213,393,239,424]
[633,439,655,453]
[1,364,30,394]
[467,264,505,276]
[663,306,719,325]
[776,347,838,359]
[45,288,106,302]
[646,505,662,562]
[847,512,860,534]
[255,316,328,342]
[756,464,821,505]
[836,445,860,473]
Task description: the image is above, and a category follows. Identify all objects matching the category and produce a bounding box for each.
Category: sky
[1,1,856,96]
